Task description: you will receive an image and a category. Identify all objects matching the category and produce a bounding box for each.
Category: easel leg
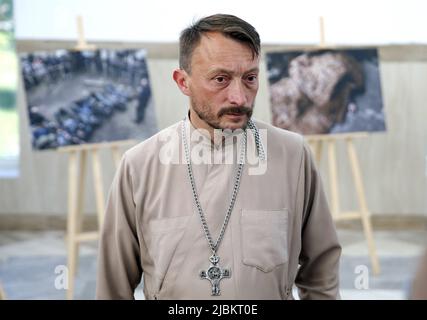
[66,150,87,299]
[328,140,340,219]
[111,146,121,169]
[308,140,323,166]
[347,139,381,275]
[315,140,323,165]
[92,149,105,229]
[75,151,87,276]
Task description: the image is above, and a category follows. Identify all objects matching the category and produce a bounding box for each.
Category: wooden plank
[66,150,77,300]
[66,150,87,300]
[75,231,99,242]
[74,15,96,51]
[308,141,317,159]
[334,212,363,221]
[319,16,326,48]
[58,139,136,153]
[111,145,122,169]
[305,132,369,141]
[92,149,105,229]
[66,151,76,299]
[75,150,87,273]
[315,140,323,165]
[307,139,323,166]
[328,141,340,219]
[347,138,381,275]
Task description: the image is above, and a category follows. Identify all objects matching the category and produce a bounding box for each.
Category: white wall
[13,0,427,44]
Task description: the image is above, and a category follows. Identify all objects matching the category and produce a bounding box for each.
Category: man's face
[184,32,259,131]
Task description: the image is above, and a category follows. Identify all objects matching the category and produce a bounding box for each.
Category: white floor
[0,228,425,300]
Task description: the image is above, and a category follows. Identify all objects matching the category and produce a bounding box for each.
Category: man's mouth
[219,107,251,118]
[224,112,247,120]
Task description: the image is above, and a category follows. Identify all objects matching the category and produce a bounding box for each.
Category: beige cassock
[96,117,341,300]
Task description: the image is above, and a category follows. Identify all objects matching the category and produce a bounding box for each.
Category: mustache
[218,106,253,118]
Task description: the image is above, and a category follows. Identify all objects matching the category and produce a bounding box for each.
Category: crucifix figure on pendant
[199,254,231,296]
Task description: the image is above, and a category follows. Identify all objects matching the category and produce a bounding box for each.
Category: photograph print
[266,48,386,135]
[21,48,158,150]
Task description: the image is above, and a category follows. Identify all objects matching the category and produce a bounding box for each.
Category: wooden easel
[60,16,135,299]
[60,141,132,300]
[306,17,381,275]
[307,134,381,275]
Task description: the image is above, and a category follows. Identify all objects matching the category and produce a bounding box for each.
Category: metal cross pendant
[199,254,231,296]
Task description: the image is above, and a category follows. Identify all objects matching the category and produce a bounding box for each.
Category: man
[96,14,341,300]
[134,78,151,124]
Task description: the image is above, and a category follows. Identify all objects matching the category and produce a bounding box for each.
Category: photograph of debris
[266,48,386,135]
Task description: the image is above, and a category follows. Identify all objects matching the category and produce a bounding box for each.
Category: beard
[191,98,254,130]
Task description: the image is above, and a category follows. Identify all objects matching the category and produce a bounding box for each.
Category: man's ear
[173,69,191,96]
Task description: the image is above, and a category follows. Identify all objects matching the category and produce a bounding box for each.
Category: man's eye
[214,76,226,83]
[246,75,257,82]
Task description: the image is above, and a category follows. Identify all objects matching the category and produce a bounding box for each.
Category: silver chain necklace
[181,119,247,296]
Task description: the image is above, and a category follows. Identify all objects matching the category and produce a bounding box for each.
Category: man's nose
[227,80,248,106]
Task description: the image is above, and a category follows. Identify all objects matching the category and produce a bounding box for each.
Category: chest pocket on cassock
[146,215,191,281]
[240,209,289,272]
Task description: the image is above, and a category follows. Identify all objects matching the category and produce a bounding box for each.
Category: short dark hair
[179,14,261,73]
